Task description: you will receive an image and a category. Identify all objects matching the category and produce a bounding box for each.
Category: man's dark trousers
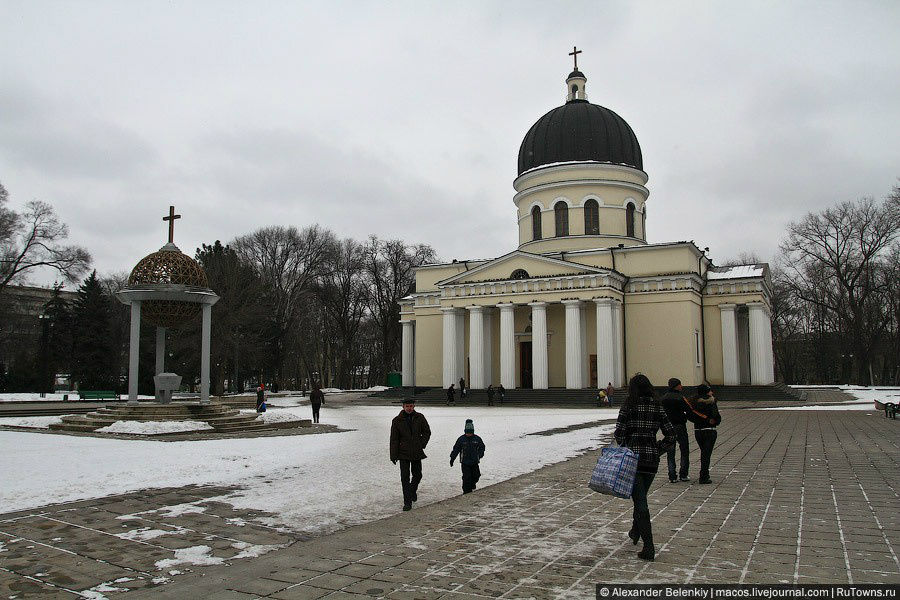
[666,423,690,480]
[695,429,717,481]
[399,459,422,504]
[461,463,480,493]
[311,405,320,423]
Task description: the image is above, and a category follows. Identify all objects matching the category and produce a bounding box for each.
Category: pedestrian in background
[446,383,456,405]
[661,378,691,483]
[690,384,721,484]
[310,383,324,424]
[486,384,495,406]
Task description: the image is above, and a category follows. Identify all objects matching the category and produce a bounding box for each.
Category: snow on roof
[707,265,765,280]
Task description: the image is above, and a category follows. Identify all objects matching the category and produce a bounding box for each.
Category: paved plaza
[1,407,898,598]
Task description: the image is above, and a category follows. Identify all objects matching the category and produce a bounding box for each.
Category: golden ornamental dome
[128,243,210,327]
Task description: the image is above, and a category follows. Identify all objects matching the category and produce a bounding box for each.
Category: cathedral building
[399,61,774,392]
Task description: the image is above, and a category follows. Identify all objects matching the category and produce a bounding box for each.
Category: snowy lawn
[239,408,309,424]
[0,405,617,535]
[0,415,66,428]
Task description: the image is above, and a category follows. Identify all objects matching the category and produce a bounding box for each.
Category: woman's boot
[628,509,640,545]
[636,512,655,561]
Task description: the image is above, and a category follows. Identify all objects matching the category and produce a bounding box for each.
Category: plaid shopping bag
[588,446,638,499]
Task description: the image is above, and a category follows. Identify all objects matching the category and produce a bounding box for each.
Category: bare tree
[232,225,338,386]
[779,193,899,384]
[0,183,92,296]
[319,239,368,388]
[363,237,436,384]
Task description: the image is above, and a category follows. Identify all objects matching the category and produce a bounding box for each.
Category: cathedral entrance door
[589,355,597,388]
[520,341,533,389]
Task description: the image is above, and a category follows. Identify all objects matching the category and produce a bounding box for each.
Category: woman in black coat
[614,373,676,561]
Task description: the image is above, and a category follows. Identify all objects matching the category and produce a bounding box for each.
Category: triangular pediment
[436,251,607,286]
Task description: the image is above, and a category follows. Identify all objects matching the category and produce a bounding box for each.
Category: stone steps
[46,401,302,435]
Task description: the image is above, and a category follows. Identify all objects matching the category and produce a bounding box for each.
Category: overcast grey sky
[2,1,898,285]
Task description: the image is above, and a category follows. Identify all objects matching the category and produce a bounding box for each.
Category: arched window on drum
[531,206,542,241]
[584,199,599,235]
[626,202,635,238]
[554,201,569,237]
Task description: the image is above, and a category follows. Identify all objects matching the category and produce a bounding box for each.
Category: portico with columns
[398,55,775,392]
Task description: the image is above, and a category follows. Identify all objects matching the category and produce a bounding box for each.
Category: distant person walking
[486,384,495,406]
[690,384,721,484]
[615,373,676,561]
[389,400,431,511]
[605,382,615,406]
[309,383,324,424]
[497,384,505,405]
[255,384,266,413]
[458,377,467,399]
[446,384,456,405]
[450,419,486,494]
[661,378,692,483]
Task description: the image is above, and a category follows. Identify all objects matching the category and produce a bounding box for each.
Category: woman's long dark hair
[626,373,656,407]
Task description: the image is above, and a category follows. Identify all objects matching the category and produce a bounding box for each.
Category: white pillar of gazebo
[128,301,142,404]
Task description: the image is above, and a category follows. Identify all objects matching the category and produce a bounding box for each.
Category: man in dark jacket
[389,400,431,511]
[309,383,324,424]
[660,378,692,483]
[450,419,486,494]
[689,384,722,484]
[446,384,456,405]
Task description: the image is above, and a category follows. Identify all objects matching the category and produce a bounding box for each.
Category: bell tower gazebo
[116,206,219,403]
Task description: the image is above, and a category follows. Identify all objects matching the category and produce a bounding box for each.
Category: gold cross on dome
[163,205,181,244]
[569,46,582,70]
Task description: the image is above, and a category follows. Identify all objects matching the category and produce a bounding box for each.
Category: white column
[401,320,415,386]
[765,313,775,382]
[749,303,774,384]
[468,306,485,388]
[128,301,141,404]
[441,308,459,389]
[595,299,616,389]
[720,304,739,385]
[200,303,212,404]
[499,303,516,389]
[579,303,588,387]
[455,310,466,384]
[563,300,583,389]
[612,300,624,387]
[529,302,548,389]
[482,310,492,386]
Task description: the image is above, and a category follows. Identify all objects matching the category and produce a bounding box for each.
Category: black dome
[517,100,643,175]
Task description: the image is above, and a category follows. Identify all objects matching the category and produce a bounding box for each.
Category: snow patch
[239,408,304,424]
[155,545,224,569]
[97,420,214,435]
[116,526,189,541]
[230,541,283,559]
[0,415,65,428]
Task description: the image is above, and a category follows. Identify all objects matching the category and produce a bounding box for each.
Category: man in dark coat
[450,419,485,494]
[255,385,266,413]
[446,384,455,405]
[390,400,432,511]
[660,378,692,483]
[486,384,494,406]
[309,383,324,424]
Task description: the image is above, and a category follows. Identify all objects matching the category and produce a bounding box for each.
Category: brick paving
[1,408,898,598]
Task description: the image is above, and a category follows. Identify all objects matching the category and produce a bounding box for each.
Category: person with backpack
[450,419,486,494]
[614,373,676,561]
[689,384,721,484]
[255,384,266,413]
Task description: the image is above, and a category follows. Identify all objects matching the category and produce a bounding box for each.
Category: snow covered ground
[96,421,215,435]
[0,406,617,536]
[760,386,900,411]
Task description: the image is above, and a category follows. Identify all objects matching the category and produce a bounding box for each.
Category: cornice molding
[513,161,649,190]
[513,179,649,208]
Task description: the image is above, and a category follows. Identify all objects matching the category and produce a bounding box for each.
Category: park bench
[78,390,120,401]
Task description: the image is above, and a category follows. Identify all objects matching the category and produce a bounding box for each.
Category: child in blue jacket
[450,419,486,494]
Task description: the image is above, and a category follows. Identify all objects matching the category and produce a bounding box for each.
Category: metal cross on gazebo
[163,205,181,244]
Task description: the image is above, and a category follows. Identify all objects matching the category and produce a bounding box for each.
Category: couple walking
[389,399,486,511]
[615,374,721,561]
